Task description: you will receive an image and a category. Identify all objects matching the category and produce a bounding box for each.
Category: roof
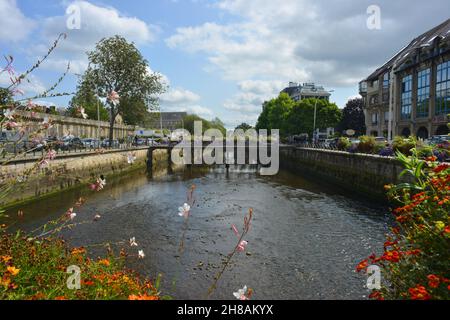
[365,18,450,81]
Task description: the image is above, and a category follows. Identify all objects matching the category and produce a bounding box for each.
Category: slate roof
[365,18,450,81]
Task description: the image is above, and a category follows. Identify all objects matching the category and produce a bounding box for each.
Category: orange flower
[382,250,401,263]
[356,259,368,272]
[128,294,159,300]
[7,266,20,276]
[1,255,12,263]
[408,285,431,300]
[71,247,86,256]
[98,259,110,267]
[55,296,68,300]
[427,275,440,289]
[444,226,450,234]
[426,156,437,162]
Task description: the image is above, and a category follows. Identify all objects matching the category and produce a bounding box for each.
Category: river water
[6,165,391,300]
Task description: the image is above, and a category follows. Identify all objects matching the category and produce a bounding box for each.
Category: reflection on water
[6,165,391,300]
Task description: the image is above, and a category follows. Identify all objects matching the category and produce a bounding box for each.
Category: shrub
[337,137,351,151]
[378,146,394,157]
[357,149,450,300]
[392,136,416,156]
[357,136,376,154]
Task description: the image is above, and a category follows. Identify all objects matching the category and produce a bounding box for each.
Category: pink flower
[46,150,57,160]
[107,91,120,106]
[66,208,76,220]
[237,240,248,252]
[233,286,250,300]
[231,224,239,236]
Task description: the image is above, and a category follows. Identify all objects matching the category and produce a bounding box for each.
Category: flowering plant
[357,147,450,300]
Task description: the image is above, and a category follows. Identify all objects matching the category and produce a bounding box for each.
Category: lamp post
[312,88,334,143]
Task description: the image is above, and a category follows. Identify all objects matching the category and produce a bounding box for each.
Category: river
[6,165,391,300]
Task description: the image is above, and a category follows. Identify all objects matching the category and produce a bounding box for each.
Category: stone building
[359,19,450,139]
[17,111,136,140]
[281,82,331,102]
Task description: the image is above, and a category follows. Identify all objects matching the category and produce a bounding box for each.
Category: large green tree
[255,94,342,138]
[82,35,165,143]
[67,79,109,121]
[336,97,366,136]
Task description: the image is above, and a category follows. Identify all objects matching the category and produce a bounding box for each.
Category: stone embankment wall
[0,148,169,207]
[280,146,405,201]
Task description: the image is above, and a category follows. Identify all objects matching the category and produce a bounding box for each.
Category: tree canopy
[183,114,226,135]
[67,79,109,121]
[255,93,342,137]
[336,97,366,136]
[235,123,253,131]
[82,35,165,141]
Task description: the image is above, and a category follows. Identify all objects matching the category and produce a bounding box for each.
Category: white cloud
[160,87,200,106]
[0,0,35,42]
[0,71,46,96]
[166,0,450,126]
[34,0,159,74]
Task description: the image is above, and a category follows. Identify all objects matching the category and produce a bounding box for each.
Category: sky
[1,0,449,129]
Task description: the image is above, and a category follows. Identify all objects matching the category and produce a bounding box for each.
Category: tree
[82,36,165,144]
[235,123,253,131]
[255,93,293,136]
[337,97,366,136]
[67,78,109,121]
[210,117,227,135]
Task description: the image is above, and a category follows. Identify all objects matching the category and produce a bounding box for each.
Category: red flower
[369,291,384,300]
[408,285,431,300]
[433,163,450,174]
[427,275,440,289]
[382,250,401,263]
[356,259,368,272]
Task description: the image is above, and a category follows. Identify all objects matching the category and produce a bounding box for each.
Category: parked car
[82,138,100,148]
[375,136,388,144]
[61,137,84,151]
[101,139,119,148]
[427,135,450,146]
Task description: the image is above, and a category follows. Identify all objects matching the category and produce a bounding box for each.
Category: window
[436,60,450,115]
[370,94,379,105]
[383,72,390,89]
[371,113,378,125]
[417,68,430,118]
[401,75,412,120]
[384,111,390,123]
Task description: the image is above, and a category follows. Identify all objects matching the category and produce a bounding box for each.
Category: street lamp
[312,88,334,143]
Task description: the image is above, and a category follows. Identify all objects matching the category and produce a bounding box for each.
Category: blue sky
[1,0,450,128]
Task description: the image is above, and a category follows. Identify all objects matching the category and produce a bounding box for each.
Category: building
[13,110,136,139]
[359,19,450,139]
[281,82,331,102]
[148,112,187,131]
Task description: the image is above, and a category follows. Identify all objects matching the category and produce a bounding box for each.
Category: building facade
[148,112,187,131]
[281,82,331,102]
[359,19,450,139]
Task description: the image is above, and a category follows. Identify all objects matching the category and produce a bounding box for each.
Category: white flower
[178,203,191,218]
[94,214,101,221]
[66,208,77,220]
[138,250,145,259]
[233,286,249,300]
[98,177,106,189]
[127,152,136,164]
[130,237,138,247]
[78,106,88,119]
[3,109,14,120]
